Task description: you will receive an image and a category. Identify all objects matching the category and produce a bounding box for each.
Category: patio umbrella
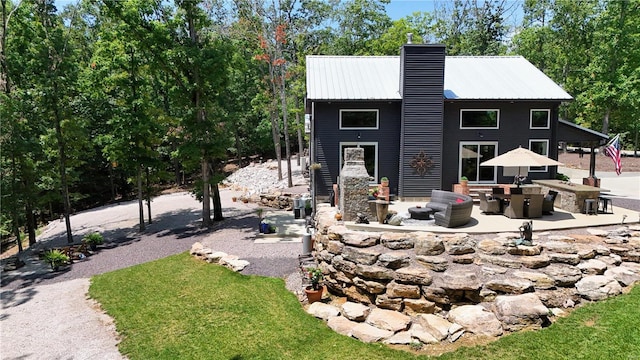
[461,147,482,159]
[481,146,563,183]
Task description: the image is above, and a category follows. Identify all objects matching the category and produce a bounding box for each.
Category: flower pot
[376,200,389,224]
[232,197,237,202]
[304,207,312,216]
[334,213,342,221]
[294,208,301,219]
[305,286,323,304]
[260,223,270,233]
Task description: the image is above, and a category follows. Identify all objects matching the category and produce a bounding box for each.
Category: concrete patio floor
[343,201,640,234]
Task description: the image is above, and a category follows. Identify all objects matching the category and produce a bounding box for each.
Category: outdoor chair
[504,194,525,219]
[542,190,558,214]
[525,193,544,218]
[479,192,501,214]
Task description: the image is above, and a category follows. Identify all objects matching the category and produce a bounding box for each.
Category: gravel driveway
[1,189,304,359]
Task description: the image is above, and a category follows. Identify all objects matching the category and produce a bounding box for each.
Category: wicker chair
[542,190,558,214]
[525,194,544,218]
[504,194,525,219]
[479,192,501,214]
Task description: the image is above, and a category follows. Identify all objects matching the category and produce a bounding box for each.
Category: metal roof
[306,55,573,101]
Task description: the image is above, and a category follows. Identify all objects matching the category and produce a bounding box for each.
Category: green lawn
[89,253,640,360]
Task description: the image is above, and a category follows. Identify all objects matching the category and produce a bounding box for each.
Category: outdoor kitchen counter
[532,179,609,213]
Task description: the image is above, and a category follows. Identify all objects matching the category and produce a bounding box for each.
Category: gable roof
[306,55,573,101]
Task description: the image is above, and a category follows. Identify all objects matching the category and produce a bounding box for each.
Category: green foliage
[43,249,70,269]
[82,232,104,245]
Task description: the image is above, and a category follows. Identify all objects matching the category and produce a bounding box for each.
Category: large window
[340,109,379,129]
[530,109,550,129]
[339,142,378,182]
[529,139,549,172]
[460,110,499,129]
[460,142,498,183]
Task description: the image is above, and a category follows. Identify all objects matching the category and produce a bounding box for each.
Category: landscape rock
[395,266,433,286]
[366,308,411,332]
[205,251,228,263]
[542,263,583,287]
[377,252,411,269]
[386,281,421,299]
[403,298,436,315]
[307,302,340,320]
[355,264,395,280]
[577,259,608,275]
[477,239,508,255]
[414,233,445,256]
[442,234,476,255]
[409,323,439,344]
[351,323,394,343]
[507,244,542,256]
[353,277,386,294]
[485,277,534,294]
[343,246,380,265]
[575,275,622,301]
[375,294,403,311]
[492,293,549,331]
[548,253,582,265]
[604,267,640,287]
[341,302,371,322]
[437,270,482,291]
[327,316,357,337]
[383,331,413,345]
[417,314,453,341]
[342,232,379,248]
[512,270,555,289]
[415,255,449,272]
[380,232,415,250]
[448,305,503,337]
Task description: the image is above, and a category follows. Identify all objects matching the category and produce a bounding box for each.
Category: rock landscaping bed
[305,205,640,347]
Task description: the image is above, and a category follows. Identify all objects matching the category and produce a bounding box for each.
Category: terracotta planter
[305,286,323,304]
[335,213,342,221]
[232,197,237,202]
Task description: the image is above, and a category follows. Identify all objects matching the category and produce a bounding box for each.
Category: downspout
[310,101,316,214]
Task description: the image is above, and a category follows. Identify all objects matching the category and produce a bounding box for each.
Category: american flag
[604,134,622,175]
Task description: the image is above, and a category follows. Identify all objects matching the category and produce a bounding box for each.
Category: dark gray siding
[312,101,402,197]
[442,101,561,189]
[399,45,446,197]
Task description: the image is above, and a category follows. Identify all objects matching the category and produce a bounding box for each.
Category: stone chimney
[339,148,370,221]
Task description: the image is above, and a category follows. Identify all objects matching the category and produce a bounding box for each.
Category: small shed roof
[306,55,573,101]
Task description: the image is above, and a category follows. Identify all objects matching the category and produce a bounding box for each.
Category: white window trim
[530,109,550,129]
[460,109,500,129]
[529,139,550,172]
[459,141,498,183]
[339,142,378,182]
[339,109,379,130]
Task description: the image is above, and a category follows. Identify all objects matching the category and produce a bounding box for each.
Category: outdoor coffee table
[408,206,435,220]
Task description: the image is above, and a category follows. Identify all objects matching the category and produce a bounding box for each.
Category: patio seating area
[343,199,639,234]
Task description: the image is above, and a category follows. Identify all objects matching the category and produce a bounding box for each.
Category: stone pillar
[339,148,370,221]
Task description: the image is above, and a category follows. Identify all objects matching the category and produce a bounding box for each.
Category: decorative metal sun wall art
[410,150,434,176]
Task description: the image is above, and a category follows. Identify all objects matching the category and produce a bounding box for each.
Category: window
[340,110,379,129]
[529,139,549,172]
[339,142,378,182]
[530,109,550,129]
[460,110,499,129]
[460,142,498,183]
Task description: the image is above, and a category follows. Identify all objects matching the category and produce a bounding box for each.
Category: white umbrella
[481,146,563,168]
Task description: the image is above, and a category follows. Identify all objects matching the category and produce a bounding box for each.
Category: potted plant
[304,267,324,303]
[380,176,389,187]
[83,232,104,251]
[460,176,469,186]
[43,249,70,271]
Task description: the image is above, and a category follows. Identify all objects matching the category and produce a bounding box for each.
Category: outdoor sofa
[426,190,473,228]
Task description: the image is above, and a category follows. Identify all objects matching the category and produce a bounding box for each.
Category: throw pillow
[456,198,464,203]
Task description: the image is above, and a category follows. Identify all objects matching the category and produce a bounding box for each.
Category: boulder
[190,242,204,255]
[512,270,555,290]
[326,240,344,254]
[366,308,411,332]
[478,254,522,269]
[448,305,503,337]
[577,259,608,275]
[403,298,436,315]
[520,255,551,269]
[341,302,371,322]
[384,331,413,345]
[351,323,394,343]
[409,323,439,344]
[477,239,508,255]
[542,263,583,287]
[415,255,449,272]
[386,281,421,299]
[307,302,340,320]
[377,252,411,269]
[437,270,482,291]
[395,266,433,286]
[548,253,582,265]
[355,264,395,281]
[507,245,542,256]
[542,241,578,254]
[381,232,415,250]
[331,255,357,275]
[485,278,534,294]
[493,293,549,331]
[327,316,358,337]
[414,233,445,256]
[353,277,386,294]
[417,314,453,341]
[442,234,476,255]
[604,266,640,287]
[575,275,622,301]
[375,294,403,311]
[205,251,228,263]
[342,246,380,265]
[342,232,379,248]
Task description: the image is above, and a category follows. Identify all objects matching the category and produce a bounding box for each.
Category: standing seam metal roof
[306,55,573,101]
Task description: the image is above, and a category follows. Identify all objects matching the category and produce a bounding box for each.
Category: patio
[342,201,640,234]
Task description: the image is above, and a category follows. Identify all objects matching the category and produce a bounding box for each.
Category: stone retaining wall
[310,205,640,346]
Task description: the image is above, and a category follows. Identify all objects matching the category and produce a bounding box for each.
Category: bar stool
[598,196,613,214]
[584,199,597,215]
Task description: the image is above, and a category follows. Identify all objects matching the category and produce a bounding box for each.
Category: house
[305,44,607,199]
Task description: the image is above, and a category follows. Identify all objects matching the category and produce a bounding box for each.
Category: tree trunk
[212,183,223,221]
[296,110,303,166]
[602,107,610,135]
[137,165,145,232]
[146,167,152,224]
[201,157,212,227]
[280,68,293,188]
[26,200,36,246]
[52,83,73,244]
[269,105,283,180]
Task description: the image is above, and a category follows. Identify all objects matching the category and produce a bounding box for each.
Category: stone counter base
[311,206,640,347]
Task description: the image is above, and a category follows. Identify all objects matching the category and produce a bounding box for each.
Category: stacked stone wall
[311,205,640,345]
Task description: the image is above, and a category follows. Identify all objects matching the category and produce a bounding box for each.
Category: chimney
[406,33,413,44]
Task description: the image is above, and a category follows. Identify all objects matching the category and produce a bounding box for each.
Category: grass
[89,253,640,360]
